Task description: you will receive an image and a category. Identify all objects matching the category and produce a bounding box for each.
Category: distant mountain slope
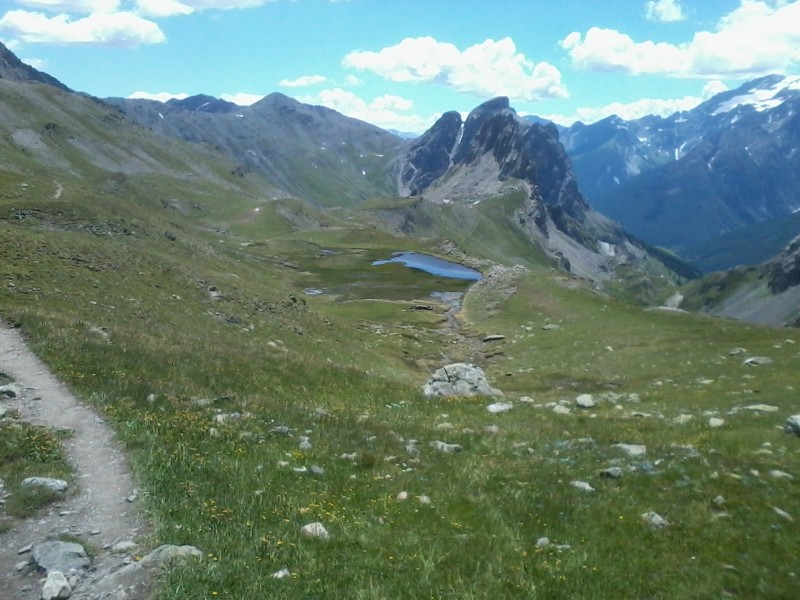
[0,41,70,91]
[557,75,800,270]
[680,233,800,327]
[107,93,404,206]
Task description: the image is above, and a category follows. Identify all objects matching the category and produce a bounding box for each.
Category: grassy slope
[1,82,799,599]
[2,183,799,599]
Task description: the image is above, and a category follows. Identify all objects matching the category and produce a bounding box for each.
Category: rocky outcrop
[768,235,800,293]
[423,363,503,397]
[0,42,70,91]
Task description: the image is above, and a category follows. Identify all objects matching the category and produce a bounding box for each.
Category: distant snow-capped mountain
[548,74,800,271]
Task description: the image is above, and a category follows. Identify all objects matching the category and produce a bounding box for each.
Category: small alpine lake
[371,252,482,281]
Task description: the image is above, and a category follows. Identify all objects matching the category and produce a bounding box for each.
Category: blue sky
[1,1,799,132]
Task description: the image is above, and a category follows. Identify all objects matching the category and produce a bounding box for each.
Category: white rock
[772,506,794,522]
[785,414,800,437]
[553,405,572,415]
[770,470,794,480]
[641,511,669,529]
[740,404,779,413]
[430,440,462,454]
[396,491,408,501]
[535,537,551,548]
[300,522,330,539]
[709,417,725,428]
[417,495,432,505]
[486,402,513,414]
[271,568,291,579]
[612,443,647,458]
[743,356,773,366]
[21,477,68,493]
[41,571,71,600]
[570,480,595,492]
[673,414,693,424]
[111,541,138,554]
[575,394,595,409]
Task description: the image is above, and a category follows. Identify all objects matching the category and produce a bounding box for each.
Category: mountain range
[1,39,799,324]
[556,75,800,272]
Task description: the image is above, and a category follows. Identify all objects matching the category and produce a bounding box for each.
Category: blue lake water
[371,252,482,281]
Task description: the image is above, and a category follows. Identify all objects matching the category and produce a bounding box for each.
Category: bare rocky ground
[0,322,150,599]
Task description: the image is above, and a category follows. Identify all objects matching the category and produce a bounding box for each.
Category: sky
[1,0,799,133]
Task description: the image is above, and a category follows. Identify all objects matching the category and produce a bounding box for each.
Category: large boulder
[785,414,800,437]
[423,363,503,397]
[32,541,90,573]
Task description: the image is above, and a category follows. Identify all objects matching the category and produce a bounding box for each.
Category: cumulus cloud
[135,0,193,18]
[563,0,800,78]
[297,88,437,133]
[0,9,165,46]
[645,0,685,22]
[129,90,189,102]
[221,92,263,105]
[15,1,119,13]
[279,75,327,88]
[542,80,730,126]
[343,36,568,102]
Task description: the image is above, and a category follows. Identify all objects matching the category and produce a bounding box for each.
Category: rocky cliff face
[397,97,660,282]
[768,235,800,294]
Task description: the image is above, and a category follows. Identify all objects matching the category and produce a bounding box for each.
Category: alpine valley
[1,40,799,600]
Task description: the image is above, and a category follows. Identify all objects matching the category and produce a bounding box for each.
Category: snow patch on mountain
[712,75,800,116]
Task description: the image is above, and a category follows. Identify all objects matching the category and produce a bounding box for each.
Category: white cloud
[542,81,732,126]
[645,0,685,22]
[0,9,165,46]
[21,56,47,69]
[279,74,327,88]
[14,1,119,13]
[135,0,193,18]
[221,92,263,105]
[343,36,568,102]
[564,1,800,78]
[129,90,189,102]
[344,74,362,86]
[297,88,437,133]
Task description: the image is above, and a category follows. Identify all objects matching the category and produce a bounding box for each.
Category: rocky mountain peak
[768,234,800,294]
[168,94,238,114]
[0,42,70,91]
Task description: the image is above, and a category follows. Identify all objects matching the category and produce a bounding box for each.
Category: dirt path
[0,322,145,599]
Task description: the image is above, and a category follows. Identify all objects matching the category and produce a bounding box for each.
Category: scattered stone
[126,490,138,503]
[535,537,551,548]
[612,443,647,458]
[17,543,32,555]
[600,467,624,479]
[396,491,409,501]
[310,465,325,475]
[15,560,29,572]
[518,396,535,405]
[709,417,725,428]
[269,425,290,435]
[785,414,800,437]
[41,570,71,600]
[483,425,500,434]
[570,480,595,492]
[417,495,432,505]
[712,495,726,507]
[641,511,670,529]
[300,522,330,540]
[32,541,90,573]
[21,477,68,493]
[422,363,503,397]
[486,402,513,414]
[553,405,572,415]
[729,347,746,356]
[673,414,693,424]
[743,356,773,366]
[772,506,793,522]
[434,422,454,430]
[740,404,779,413]
[89,529,101,536]
[770,470,794,480]
[575,394,595,409]
[483,334,506,342]
[542,324,560,331]
[111,540,138,554]
[0,383,24,398]
[430,440,462,454]
[298,436,312,451]
[271,568,291,579]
